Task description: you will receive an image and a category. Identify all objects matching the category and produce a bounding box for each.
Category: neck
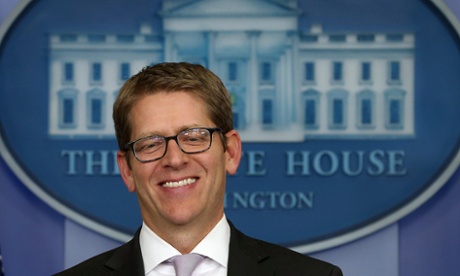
[144,213,223,254]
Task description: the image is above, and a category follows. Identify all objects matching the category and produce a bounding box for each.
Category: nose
[162,137,188,167]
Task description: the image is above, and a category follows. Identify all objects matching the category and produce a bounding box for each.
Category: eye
[135,137,164,153]
[181,129,210,145]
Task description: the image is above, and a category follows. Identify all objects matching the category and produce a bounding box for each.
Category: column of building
[247,31,261,127]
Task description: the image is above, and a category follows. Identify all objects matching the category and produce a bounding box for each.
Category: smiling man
[55,62,342,276]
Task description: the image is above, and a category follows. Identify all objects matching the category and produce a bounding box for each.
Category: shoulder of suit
[229,222,341,275]
[53,244,123,275]
[53,230,141,275]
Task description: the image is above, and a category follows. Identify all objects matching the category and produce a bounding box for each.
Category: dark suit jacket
[54,222,343,276]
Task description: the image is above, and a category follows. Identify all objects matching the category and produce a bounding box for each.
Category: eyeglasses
[125,127,223,163]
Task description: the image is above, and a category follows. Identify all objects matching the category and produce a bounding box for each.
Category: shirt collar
[191,215,230,268]
[139,222,180,274]
[139,215,230,273]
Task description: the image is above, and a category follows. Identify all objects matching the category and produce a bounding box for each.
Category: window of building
[228,62,238,81]
[229,88,245,130]
[232,100,240,130]
[117,35,135,43]
[91,99,102,124]
[63,99,75,125]
[328,89,348,129]
[262,99,273,126]
[261,62,272,82]
[357,90,376,128]
[301,35,318,42]
[63,62,74,83]
[88,34,106,43]
[58,88,78,129]
[386,34,404,42]
[145,35,161,43]
[361,99,372,124]
[303,89,320,129]
[333,99,344,125]
[389,99,401,124]
[361,62,372,82]
[384,89,406,129]
[120,63,130,81]
[91,62,102,83]
[357,34,375,42]
[329,34,346,43]
[332,62,343,82]
[60,34,77,42]
[305,99,317,125]
[388,61,401,84]
[233,112,239,129]
[304,62,315,82]
[86,89,106,129]
[231,94,237,106]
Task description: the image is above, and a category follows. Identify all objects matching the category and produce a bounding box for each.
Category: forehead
[130,91,212,136]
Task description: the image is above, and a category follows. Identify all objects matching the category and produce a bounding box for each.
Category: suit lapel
[227,221,275,276]
[104,229,145,276]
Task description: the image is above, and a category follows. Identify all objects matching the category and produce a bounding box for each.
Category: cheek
[209,157,228,187]
[132,164,156,186]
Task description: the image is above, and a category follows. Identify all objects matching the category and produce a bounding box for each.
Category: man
[55,62,342,275]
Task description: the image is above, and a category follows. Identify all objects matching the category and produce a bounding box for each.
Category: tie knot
[171,253,204,276]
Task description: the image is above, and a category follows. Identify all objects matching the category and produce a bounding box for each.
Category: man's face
[117,91,241,234]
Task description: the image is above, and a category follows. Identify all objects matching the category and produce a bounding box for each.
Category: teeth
[163,178,196,188]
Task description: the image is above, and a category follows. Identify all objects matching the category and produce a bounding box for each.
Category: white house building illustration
[48,0,415,142]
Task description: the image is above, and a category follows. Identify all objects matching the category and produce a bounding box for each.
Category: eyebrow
[134,125,209,140]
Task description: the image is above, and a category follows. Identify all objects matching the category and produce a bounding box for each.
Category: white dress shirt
[140,215,230,276]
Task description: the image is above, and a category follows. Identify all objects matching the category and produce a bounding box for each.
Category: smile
[162,178,197,188]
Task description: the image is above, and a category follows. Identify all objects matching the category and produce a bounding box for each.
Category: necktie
[171,253,204,276]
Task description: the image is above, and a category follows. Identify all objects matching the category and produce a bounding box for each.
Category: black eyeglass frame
[124,127,223,163]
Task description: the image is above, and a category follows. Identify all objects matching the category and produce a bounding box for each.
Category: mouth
[162,178,197,188]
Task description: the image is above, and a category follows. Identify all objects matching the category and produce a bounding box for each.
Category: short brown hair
[113,62,233,151]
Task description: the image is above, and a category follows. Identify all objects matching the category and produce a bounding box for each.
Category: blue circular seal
[1,0,460,253]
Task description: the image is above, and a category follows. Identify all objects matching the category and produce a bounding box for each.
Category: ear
[117,151,136,192]
[224,130,242,175]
